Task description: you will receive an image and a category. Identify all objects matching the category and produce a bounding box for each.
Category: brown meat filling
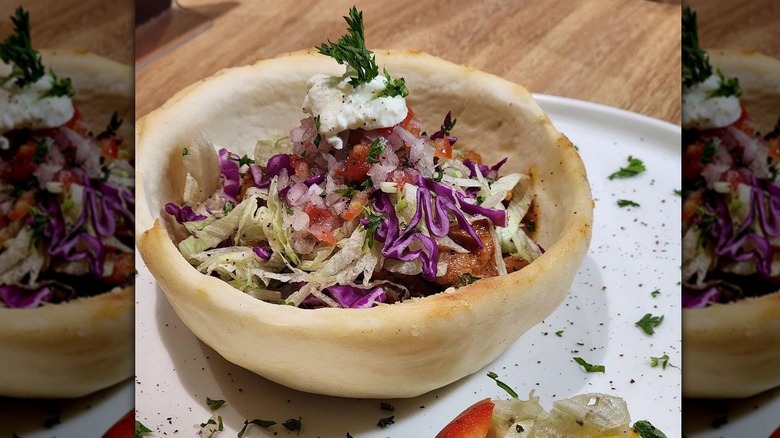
[435,219,498,287]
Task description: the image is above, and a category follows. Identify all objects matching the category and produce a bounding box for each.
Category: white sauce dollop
[682,74,741,130]
[303,73,407,149]
[0,66,75,134]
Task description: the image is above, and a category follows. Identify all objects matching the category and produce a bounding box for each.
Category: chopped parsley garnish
[433,169,444,182]
[182,147,189,156]
[380,68,408,98]
[555,330,564,337]
[395,197,408,212]
[682,6,712,88]
[608,156,645,180]
[238,419,276,438]
[224,201,235,214]
[283,417,302,432]
[487,371,519,398]
[42,68,74,98]
[617,199,640,208]
[363,206,384,249]
[573,357,605,373]
[135,420,153,438]
[635,313,664,336]
[206,396,226,410]
[33,138,51,163]
[456,273,481,288]
[709,71,741,98]
[673,189,682,196]
[335,187,360,197]
[700,139,717,164]
[377,415,395,428]
[316,6,379,87]
[0,7,45,87]
[366,137,384,164]
[380,402,395,411]
[649,354,674,370]
[229,154,254,167]
[98,111,124,139]
[633,420,668,438]
[651,288,661,298]
[314,114,322,147]
[28,207,48,246]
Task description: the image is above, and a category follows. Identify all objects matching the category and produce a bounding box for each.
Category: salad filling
[681,6,780,308]
[0,8,135,309]
[166,8,540,308]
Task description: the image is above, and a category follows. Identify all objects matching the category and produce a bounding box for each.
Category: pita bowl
[136,50,593,398]
[0,51,134,399]
[683,51,780,399]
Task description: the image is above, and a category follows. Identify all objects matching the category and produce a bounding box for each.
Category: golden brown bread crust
[0,51,134,399]
[683,51,780,399]
[136,50,593,398]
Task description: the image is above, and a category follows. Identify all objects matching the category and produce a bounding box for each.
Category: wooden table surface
[0,0,133,65]
[686,0,780,58]
[136,0,682,124]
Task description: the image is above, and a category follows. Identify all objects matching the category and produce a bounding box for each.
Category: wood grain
[685,0,780,58]
[0,0,133,65]
[136,0,682,124]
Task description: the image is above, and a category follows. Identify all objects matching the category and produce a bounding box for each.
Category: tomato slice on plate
[103,410,134,438]
[436,398,495,438]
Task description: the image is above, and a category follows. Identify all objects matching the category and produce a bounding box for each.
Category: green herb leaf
[380,68,408,98]
[487,371,519,398]
[682,6,712,88]
[366,138,384,164]
[182,147,189,156]
[395,197,408,212]
[377,415,395,428]
[237,419,276,438]
[0,7,45,87]
[573,357,605,373]
[555,330,564,337]
[33,138,50,163]
[362,206,384,249]
[283,417,302,432]
[649,354,672,370]
[635,313,664,336]
[229,153,254,167]
[135,420,153,438]
[632,420,668,438]
[206,397,226,410]
[608,156,646,180]
[700,139,718,164]
[709,71,741,98]
[456,273,481,288]
[313,114,322,147]
[335,187,360,197]
[41,68,74,98]
[316,6,378,87]
[224,201,235,214]
[651,289,661,298]
[617,199,640,208]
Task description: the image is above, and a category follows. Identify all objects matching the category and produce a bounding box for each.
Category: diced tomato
[304,204,340,245]
[342,142,372,183]
[8,191,35,222]
[399,106,420,136]
[102,410,134,438]
[290,154,310,179]
[434,137,453,159]
[4,142,37,182]
[101,138,120,159]
[65,106,81,130]
[682,141,706,183]
[342,190,369,220]
[682,190,701,223]
[436,398,494,438]
[389,170,415,191]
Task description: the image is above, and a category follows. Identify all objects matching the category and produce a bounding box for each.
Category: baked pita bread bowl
[136,50,593,398]
[0,50,134,399]
[683,51,780,399]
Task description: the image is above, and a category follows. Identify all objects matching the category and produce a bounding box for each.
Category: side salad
[681,6,780,308]
[0,8,135,309]
[166,7,541,309]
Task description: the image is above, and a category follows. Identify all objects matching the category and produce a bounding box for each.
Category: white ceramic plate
[0,379,132,437]
[134,95,682,437]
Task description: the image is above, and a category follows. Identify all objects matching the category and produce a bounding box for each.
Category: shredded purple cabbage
[255,153,294,189]
[321,284,387,308]
[218,149,241,201]
[253,243,272,261]
[0,285,53,309]
[429,111,458,145]
[165,203,207,224]
[463,157,508,180]
[682,285,720,309]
